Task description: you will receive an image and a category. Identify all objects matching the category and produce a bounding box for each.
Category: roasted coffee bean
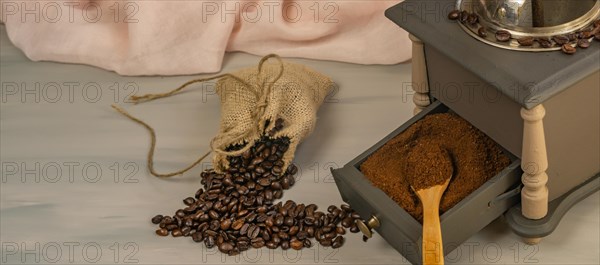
[166,224,178,231]
[248,225,261,239]
[266,241,278,249]
[517,36,534,46]
[341,217,353,228]
[175,209,186,218]
[287,164,298,175]
[208,210,219,220]
[184,218,193,227]
[537,38,553,48]
[156,228,168,236]
[350,225,359,233]
[459,11,469,23]
[476,27,487,38]
[151,215,164,224]
[448,10,460,20]
[336,227,346,235]
[257,178,271,187]
[280,240,290,250]
[467,14,478,25]
[181,227,191,236]
[495,30,511,42]
[303,239,312,248]
[567,33,578,41]
[251,238,265,248]
[240,223,250,235]
[552,35,570,45]
[332,236,344,249]
[218,242,234,253]
[562,44,577,54]
[171,229,183,237]
[578,39,591,48]
[232,219,245,230]
[327,205,336,213]
[205,236,216,248]
[220,219,232,230]
[191,232,204,242]
[183,197,195,206]
[290,239,304,250]
[320,239,332,247]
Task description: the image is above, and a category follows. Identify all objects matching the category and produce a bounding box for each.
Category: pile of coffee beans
[151,118,366,255]
[448,9,600,55]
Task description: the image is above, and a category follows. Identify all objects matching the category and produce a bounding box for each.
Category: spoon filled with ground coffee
[406,143,453,265]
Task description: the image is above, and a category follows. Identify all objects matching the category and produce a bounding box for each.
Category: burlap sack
[113,55,333,177]
[211,56,333,172]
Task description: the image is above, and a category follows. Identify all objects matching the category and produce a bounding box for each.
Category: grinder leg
[409,34,430,115]
[520,104,549,244]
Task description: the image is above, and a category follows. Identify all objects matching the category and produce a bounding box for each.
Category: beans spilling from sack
[150,119,366,255]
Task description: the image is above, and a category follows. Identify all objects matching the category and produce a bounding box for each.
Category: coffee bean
[303,239,312,248]
[495,30,511,42]
[332,236,344,249]
[183,197,195,206]
[448,10,460,20]
[172,229,183,237]
[266,241,278,249]
[327,205,336,213]
[218,242,234,253]
[459,11,469,23]
[280,240,290,250]
[258,178,271,187]
[341,217,353,228]
[578,39,591,48]
[290,239,303,250]
[477,27,488,38]
[517,36,534,46]
[336,227,346,235]
[467,14,478,25]
[537,38,553,48]
[562,44,576,55]
[232,219,245,230]
[320,239,332,247]
[251,238,265,248]
[151,215,164,224]
[156,228,168,236]
[220,219,232,230]
[552,35,569,45]
[205,235,216,248]
[248,225,261,239]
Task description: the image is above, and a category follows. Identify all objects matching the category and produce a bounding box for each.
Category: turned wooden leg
[520,104,549,244]
[409,34,430,115]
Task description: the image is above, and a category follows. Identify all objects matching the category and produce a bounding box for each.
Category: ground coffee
[360,113,511,222]
[405,145,453,191]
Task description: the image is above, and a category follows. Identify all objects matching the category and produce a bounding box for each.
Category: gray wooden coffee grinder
[332,1,599,264]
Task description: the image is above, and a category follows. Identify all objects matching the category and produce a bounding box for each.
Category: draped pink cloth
[1,0,411,76]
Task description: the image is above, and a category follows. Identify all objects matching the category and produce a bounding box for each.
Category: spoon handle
[415,180,450,265]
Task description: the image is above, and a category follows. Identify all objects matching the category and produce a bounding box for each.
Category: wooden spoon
[413,177,452,265]
[406,144,453,265]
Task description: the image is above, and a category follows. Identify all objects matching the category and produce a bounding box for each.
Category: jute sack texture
[113,55,333,177]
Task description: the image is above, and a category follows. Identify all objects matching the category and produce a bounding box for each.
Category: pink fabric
[2,0,411,76]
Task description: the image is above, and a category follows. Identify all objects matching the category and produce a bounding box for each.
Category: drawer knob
[357,215,380,238]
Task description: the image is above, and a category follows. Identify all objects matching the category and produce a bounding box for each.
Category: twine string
[112,54,285,177]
